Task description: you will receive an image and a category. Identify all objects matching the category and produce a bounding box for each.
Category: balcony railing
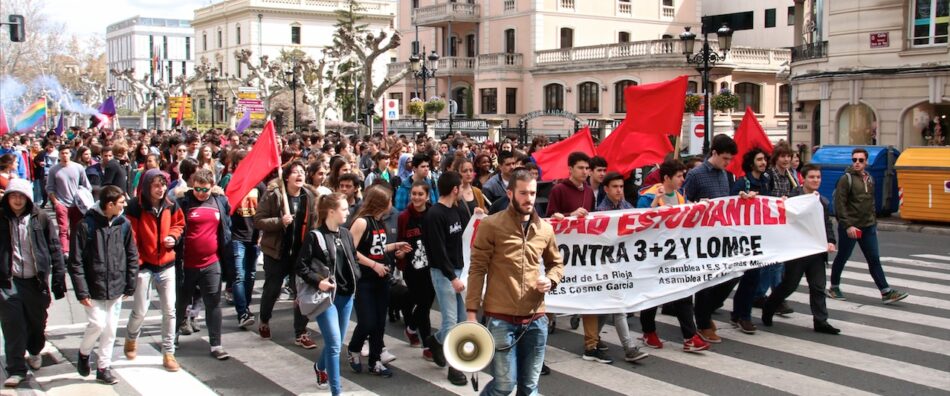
[504,0,515,13]
[477,53,523,70]
[560,0,575,9]
[661,5,675,19]
[535,39,682,65]
[195,0,393,20]
[728,47,791,66]
[791,41,828,62]
[437,56,476,75]
[387,61,409,78]
[618,1,632,15]
[412,2,480,26]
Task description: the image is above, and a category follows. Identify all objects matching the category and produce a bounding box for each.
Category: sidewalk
[875,213,950,235]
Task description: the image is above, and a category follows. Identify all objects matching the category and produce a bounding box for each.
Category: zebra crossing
[4,253,950,395]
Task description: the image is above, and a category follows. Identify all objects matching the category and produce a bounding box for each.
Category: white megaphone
[444,321,494,391]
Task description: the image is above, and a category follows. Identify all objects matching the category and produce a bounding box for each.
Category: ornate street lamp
[205,69,220,130]
[681,22,733,155]
[284,61,299,133]
[409,49,440,131]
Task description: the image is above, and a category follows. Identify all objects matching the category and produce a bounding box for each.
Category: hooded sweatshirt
[545,179,594,217]
[125,169,185,270]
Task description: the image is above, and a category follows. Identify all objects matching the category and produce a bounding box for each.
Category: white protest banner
[462,194,827,314]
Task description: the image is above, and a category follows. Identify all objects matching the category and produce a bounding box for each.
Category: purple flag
[98,96,116,117]
[235,111,251,133]
[54,113,64,135]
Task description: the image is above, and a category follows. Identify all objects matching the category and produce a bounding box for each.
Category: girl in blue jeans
[296,193,361,394]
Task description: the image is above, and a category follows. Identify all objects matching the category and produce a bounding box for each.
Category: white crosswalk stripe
[9,253,950,396]
[911,254,950,262]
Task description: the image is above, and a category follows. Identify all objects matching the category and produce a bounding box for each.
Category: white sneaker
[3,374,25,387]
[361,343,369,357]
[27,354,42,370]
[381,348,397,364]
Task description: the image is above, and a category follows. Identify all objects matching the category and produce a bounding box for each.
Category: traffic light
[8,15,25,42]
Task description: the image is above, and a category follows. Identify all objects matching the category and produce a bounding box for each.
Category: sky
[43,0,211,39]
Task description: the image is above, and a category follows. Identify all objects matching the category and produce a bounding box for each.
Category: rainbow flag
[13,98,46,132]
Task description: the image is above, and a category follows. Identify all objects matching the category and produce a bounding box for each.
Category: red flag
[531,127,595,181]
[623,75,688,136]
[0,106,8,136]
[597,122,673,175]
[176,94,187,127]
[225,120,281,214]
[726,107,774,178]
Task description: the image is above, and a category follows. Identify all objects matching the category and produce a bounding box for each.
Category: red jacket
[125,194,185,267]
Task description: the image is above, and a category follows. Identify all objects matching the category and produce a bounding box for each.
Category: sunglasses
[193,187,211,193]
[851,158,866,163]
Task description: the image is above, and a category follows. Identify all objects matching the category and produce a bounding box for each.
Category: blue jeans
[481,315,549,396]
[754,264,784,299]
[231,241,259,317]
[431,268,465,344]
[831,224,890,291]
[315,294,354,396]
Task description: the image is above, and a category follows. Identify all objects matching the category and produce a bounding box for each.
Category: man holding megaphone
[466,169,564,396]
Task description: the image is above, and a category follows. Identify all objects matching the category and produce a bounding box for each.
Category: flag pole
[674,130,683,160]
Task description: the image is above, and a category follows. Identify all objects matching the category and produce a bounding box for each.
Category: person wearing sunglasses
[827,148,909,304]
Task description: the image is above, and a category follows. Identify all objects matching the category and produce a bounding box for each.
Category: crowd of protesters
[0,125,909,394]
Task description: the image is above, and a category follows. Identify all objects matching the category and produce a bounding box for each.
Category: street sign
[694,124,705,138]
[237,92,266,120]
[385,99,400,120]
[870,32,889,48]
[168,96,194,120]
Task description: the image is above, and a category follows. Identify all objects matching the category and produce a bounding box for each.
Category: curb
[876,221,950,235]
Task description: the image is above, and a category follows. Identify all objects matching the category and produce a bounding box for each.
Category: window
[687,81,698,94]
[735,83,761,113]
[291,25,301,45]
[614,80,637,113]
[466,34,476,57]
[218,62,223,75]
[505,29,515,53]
[787,6,795,26]
[765,8,776,28]
[618,32,630,43]
[168,61,173,83]
[480,88,497,114]
[412,40,419,55]
[149,35,154,64]
[181,61,186,77]
[449,36,458,57]
[185,37,191,60]
[560,27,574,49]
[506,88,517,114]
[236,25,241,45]
[578,82,600,114]
[662,0,673,5]
[544,84,564,111]
[838,104,877,145]
[912,0,949,46]
[237,62,242,78]
[163,36,168,59]
[412,0,418,8]
[217,30,222,48]
[202,33,207,51]
[778,84,791,113]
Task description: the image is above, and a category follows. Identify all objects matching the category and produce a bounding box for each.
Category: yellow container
[894,147,950,223]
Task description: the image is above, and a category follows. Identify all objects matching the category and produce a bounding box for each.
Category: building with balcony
[191,0,396,125]
[385,0,792,143]
[106,16,195,110]
[789,0,950,151]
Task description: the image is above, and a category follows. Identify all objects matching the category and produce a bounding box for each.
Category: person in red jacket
[122,169,185,372]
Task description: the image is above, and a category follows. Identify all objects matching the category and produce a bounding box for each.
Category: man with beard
[467,169,564,395]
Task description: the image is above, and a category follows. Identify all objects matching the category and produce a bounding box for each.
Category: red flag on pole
[623,75,689,136]
[0,106,9,136]
[596,121,674,175]
[726,107,774,178]
[225,120,281,214]
[176,94,187,127]
[596,76,686,175]
[532,127,596,181]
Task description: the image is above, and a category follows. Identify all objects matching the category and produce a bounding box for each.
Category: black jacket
[68,207,139,300]
[177,190,234,271]
[0,199,67,299]
[297,226,361,295]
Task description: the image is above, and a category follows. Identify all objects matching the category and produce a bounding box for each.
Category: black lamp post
[284,63,299,132]
[681,22,733,155]
[205,69,220,130]
[409,48,440,133]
